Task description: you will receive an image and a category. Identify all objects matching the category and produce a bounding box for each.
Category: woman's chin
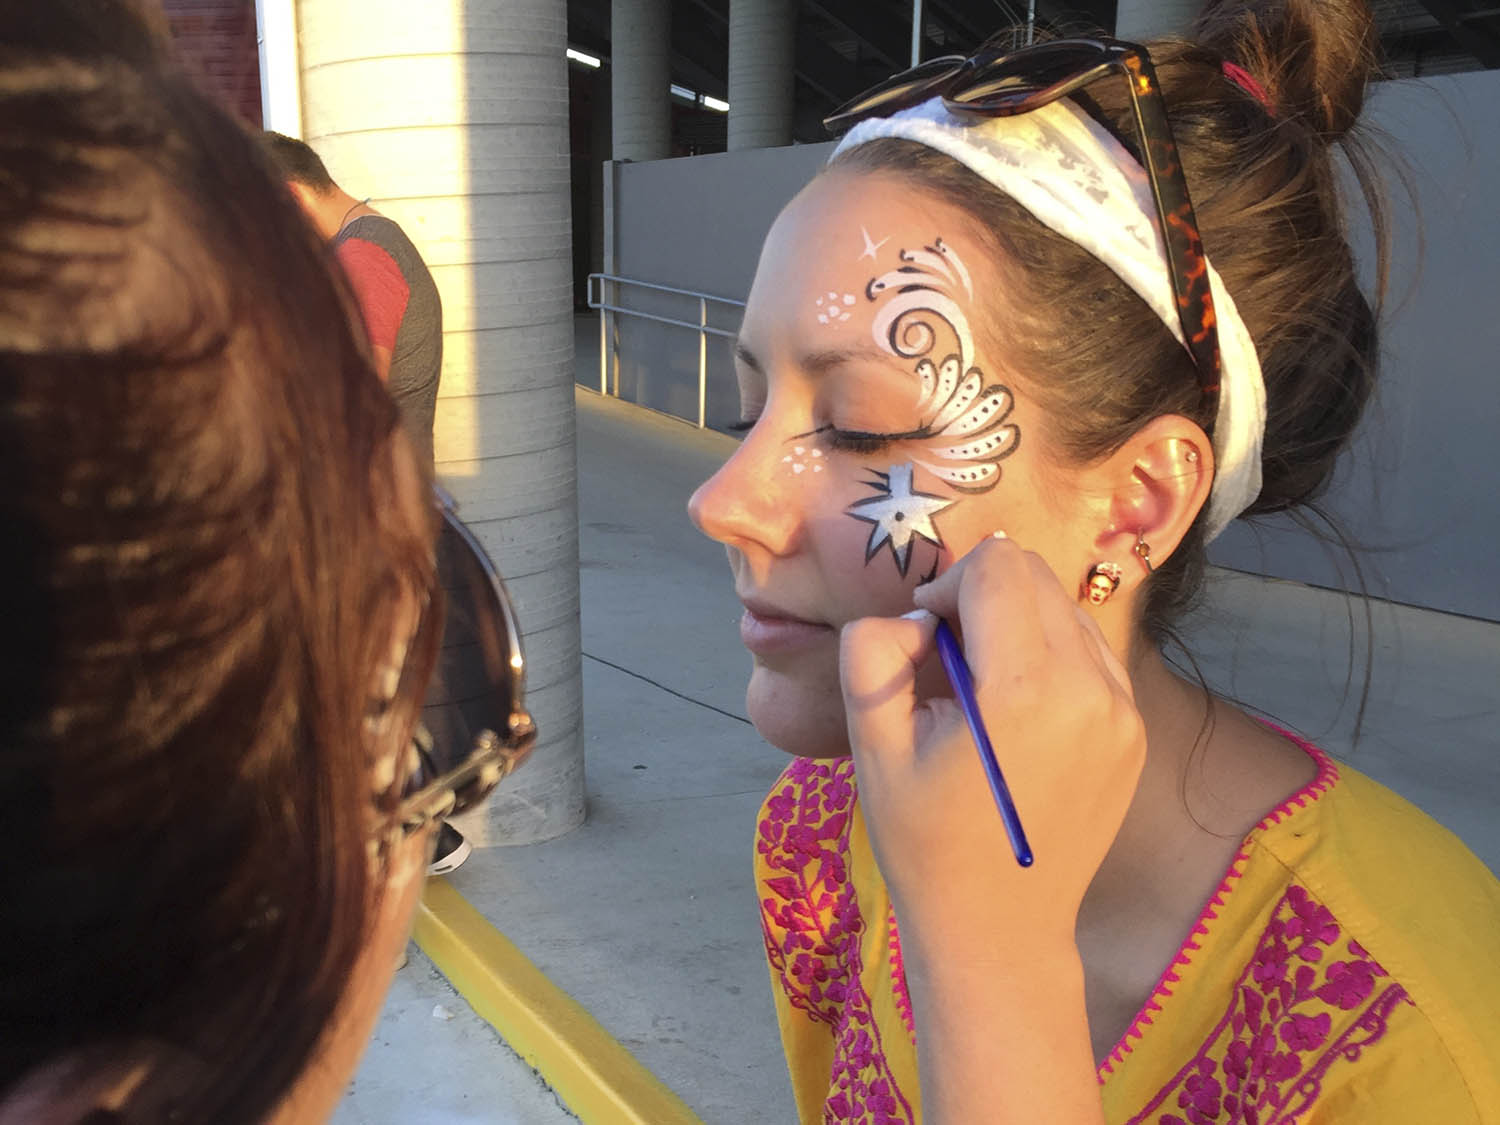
[745,663,852,759]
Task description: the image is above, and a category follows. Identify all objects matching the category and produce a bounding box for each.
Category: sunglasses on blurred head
[393,487,536,836]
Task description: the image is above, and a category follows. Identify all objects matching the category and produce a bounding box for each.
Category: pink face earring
[1082,560,1123,606]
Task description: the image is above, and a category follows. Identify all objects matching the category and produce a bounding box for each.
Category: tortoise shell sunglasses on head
[824,35,1223,410]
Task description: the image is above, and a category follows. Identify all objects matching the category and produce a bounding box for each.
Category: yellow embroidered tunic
[755,736,1500,1124]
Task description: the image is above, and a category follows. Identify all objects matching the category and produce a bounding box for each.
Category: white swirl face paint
[864,238,1019,493]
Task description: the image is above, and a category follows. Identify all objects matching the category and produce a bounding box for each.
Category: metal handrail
[587,272,746,429]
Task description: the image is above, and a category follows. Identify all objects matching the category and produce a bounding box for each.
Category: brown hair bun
[1195,0,1380,139]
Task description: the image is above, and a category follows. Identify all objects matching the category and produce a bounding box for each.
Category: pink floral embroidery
[760,731,1406,1125]
[1124,883,1411,1124]
[1097,740,1340,1079]
[759,757,916,1124]
[1315,959,1377,1010]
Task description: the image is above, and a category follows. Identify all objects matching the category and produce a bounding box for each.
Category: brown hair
[261,130,339,193]
[831,0,1385,641]
[0,9,435,1121]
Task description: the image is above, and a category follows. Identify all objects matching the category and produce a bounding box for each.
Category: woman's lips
[738,605,835,655]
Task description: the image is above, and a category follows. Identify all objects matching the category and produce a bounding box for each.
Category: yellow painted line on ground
[413,878,706,1125]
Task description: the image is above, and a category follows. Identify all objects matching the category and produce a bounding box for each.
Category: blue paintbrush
[933,618,1034,868]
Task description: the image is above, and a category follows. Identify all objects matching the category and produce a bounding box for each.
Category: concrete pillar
[299,0,585,845]
[727,0,795,151]
[1114,0,1201,41]
[611,0,671,161]
[254,0,301,136]
[590,68,611,279]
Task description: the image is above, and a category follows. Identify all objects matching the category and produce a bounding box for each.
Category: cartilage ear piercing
[1134,533,1154,574]
[1083,560,1123,605]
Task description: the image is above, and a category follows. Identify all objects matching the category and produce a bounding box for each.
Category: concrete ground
[438,392,795,1124]
[334,944,579,1125]
[341,358,1498,1124]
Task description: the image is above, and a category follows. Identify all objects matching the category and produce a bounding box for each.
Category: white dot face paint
[781,446,826,475]
[815,291,857,326]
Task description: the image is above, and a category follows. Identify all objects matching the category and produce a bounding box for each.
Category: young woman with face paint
[689,2,1500,1122]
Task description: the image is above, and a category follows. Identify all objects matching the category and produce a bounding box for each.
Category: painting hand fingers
[913,533,1044,687]
[840,610,939,763]
[1072,602,1136,702]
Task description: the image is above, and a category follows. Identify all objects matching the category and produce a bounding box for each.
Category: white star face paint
[858,225,890,261]
[846,462,955,578]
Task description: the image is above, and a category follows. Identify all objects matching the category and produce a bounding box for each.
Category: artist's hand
[840,533,1146,959]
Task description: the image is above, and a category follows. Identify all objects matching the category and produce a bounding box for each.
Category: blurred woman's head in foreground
[0,3,444,1120]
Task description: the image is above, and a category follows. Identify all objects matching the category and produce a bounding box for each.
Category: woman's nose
[688,431,803,557]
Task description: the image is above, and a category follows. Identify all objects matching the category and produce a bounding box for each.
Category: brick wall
[162,0,263,126]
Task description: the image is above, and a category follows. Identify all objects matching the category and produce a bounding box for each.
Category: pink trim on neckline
[888,906,918,1042]
[1094,728,1340,1081]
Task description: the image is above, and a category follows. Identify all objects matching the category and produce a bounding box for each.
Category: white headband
[832,97,1266,541]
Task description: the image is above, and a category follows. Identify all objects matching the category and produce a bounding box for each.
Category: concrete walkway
[341,379,1499,1125]
[333,945,579,1125]
[340,390,794,1125]
[438,391,795,1124]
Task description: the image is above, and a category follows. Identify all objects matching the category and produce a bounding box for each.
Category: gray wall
[593,71,1500,622]
[598,142,831,428]
[1209,71,1500,622]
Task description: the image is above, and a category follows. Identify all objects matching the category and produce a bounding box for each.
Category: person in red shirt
[263,132,443,471]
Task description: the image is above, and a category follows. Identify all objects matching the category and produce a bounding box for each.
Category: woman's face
[689,170,1098,758]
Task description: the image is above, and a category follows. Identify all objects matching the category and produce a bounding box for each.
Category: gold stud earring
[1134,533,1154,574]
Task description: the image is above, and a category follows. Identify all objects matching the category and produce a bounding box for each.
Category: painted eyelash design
[825,430,890,456]
[793,423,928,457]
[864,239,1020,493]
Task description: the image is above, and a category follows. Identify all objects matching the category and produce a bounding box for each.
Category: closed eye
[793,423,930,456]
[825,428,895,455]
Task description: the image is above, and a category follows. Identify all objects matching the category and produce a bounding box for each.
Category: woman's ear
[0,1049,158,1125]
[1088,414,1213,575]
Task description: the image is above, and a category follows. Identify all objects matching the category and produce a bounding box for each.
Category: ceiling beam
[672,3,870,109]
[680,0,729,29]
[795,27,868,103]
[923,0,991,50]
[792,90,841,143]
[804,0,911,69]
[567,0,610,51]
[670,11,729,95]
[1417,0,1500,66]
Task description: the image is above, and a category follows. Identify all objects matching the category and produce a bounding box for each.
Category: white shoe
[426,822,471,876]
